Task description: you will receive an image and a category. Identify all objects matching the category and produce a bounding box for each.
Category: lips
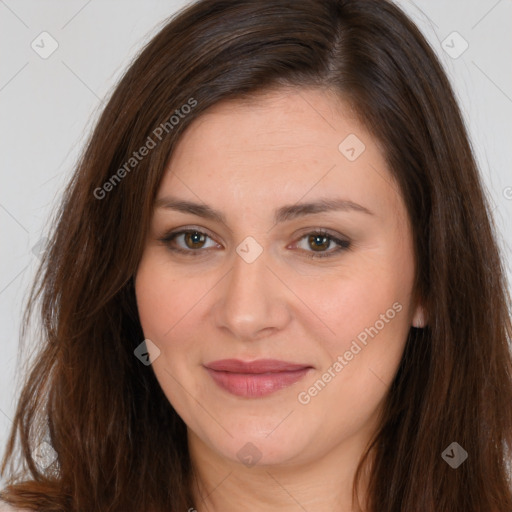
[204,359,312,398]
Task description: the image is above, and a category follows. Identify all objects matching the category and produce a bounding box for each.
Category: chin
[192,419,319,468]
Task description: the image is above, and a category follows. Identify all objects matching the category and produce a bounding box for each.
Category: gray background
[1,0,511,484]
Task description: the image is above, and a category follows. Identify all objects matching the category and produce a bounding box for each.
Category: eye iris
[185,231,206,249]
[309,234,329,251]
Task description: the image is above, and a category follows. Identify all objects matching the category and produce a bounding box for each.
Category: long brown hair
[2,0,511,510]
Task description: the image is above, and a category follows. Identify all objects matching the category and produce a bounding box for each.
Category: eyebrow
[154,196,374,224]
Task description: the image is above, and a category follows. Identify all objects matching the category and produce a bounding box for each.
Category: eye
[291,229,351,259]
[158,228,220,256]
[158,227,350,259]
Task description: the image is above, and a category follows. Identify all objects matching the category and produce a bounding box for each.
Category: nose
[213,245,292,341]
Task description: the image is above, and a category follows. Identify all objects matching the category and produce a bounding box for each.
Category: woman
[1,0,511,510]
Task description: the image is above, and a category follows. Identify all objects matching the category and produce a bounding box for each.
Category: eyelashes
[158,227,351,260]
[292,230,351,258]
[159,229,219,256]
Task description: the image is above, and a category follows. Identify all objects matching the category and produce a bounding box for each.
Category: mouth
[203,359,313,398]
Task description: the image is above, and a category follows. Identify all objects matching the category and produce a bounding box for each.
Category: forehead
[159,87,400,221]
[172,87,366,164]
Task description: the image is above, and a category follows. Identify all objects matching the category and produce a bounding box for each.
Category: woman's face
[135,87,422,468]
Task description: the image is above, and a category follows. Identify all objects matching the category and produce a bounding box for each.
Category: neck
[188,430,373,512]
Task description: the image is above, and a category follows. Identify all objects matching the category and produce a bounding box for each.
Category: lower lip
[205,367,311,398]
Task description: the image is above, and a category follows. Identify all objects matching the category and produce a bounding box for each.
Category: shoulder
[0,500,32,512]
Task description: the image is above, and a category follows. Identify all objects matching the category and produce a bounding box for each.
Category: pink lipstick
[204,359,312,398]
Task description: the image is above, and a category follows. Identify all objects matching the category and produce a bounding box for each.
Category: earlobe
[412,304,427,328]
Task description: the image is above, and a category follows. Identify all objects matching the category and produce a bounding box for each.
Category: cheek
[134,254,206,417]
[292,261,408,348]
[295,280,409,442]
[135,252,209,341]
[293,254,412,403]
[134,251,224,405]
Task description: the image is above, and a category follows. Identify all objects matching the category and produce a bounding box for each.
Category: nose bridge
[229,244,268,300]
[215,239,290,339]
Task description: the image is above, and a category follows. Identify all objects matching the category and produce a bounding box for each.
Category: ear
[412,303,427,328]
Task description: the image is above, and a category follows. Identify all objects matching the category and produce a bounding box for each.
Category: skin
[135,87,426,512]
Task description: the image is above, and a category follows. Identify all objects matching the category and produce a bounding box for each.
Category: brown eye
[308,234,331,252]
[183,231,207,249]
[294,230,351,259]
[158,229,219,255]
[158,228,350,259]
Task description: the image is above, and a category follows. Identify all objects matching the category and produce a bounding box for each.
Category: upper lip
[204,359,311,374]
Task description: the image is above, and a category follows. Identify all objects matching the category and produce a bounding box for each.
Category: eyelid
[288,228,351,259]
[158,225,351,258]
[159,225,220,242]
[158,225,222,252]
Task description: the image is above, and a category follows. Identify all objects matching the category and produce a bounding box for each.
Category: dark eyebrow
[154,196,374,224]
